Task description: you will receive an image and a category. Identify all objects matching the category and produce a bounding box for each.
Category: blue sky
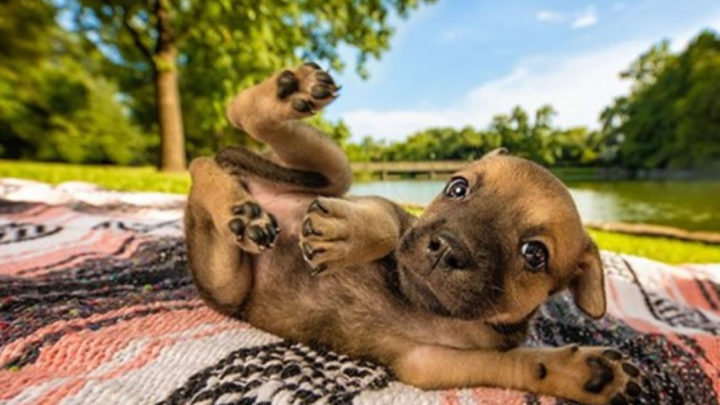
[324,0,720,142]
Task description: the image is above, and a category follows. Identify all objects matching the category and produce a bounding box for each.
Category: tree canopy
[58,0,433,170]
[0,0,145,164]
[601,30,720,170]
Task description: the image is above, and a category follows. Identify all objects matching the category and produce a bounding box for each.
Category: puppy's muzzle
[424,231,472,274]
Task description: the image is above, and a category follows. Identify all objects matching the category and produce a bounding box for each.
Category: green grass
[589,229,720,264]
[2,160,719,263]
[0,160,190,194]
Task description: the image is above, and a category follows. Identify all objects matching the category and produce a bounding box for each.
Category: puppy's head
[396,148,605,324]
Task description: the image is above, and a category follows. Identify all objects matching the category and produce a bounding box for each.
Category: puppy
[184,64,644,405]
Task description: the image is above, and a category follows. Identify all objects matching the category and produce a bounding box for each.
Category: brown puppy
[185,64,644,405]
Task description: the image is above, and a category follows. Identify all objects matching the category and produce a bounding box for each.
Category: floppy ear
[569,240,606,319]
[484,147,508,158]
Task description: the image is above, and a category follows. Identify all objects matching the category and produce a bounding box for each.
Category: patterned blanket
[1,178,719,405]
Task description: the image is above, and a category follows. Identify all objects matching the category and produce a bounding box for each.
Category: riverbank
[2,160,719,263]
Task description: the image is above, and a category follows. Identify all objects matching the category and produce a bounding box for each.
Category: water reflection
[350,180,720,231]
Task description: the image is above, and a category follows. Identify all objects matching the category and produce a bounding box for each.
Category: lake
[350,180,720,232]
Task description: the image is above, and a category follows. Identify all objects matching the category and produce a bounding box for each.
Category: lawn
[2,160,719,264]
[0,160,190,194]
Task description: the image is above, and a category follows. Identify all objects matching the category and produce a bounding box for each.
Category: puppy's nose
[426,232,470,272]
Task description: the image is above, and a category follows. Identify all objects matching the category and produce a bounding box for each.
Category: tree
[601,30,720,170]
[0,0,145,164]
[61,0,433,171]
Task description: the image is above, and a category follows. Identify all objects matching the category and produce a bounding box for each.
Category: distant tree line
[344,105,613,167]
[0,0,718,171]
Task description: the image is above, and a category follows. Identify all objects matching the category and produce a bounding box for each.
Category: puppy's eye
[444,177,469,199]
[521,241,548,271]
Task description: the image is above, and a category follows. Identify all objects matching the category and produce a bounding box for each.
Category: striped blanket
[1,178,719,404]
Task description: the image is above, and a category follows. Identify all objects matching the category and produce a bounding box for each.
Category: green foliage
[348,105,611,166]
[60,0,434,164]
[0,0,146,164]
[601,30,720,170]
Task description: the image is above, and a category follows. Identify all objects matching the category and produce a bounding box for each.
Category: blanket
[1,178,719,404]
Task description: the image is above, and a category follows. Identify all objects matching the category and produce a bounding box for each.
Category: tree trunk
[154,0,186,172]
[155,47,186,172]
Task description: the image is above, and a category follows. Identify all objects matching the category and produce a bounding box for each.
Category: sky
[323,0,720,142]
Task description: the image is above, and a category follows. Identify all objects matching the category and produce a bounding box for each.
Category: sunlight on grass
[2,160,719,263]
[589,229,720,264]
[0,160,190,194]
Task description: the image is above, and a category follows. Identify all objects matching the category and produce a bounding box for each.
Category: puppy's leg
[226,63,350,196]
[393,345,645,405]
[299,196,413,274]
[185,157,279,315]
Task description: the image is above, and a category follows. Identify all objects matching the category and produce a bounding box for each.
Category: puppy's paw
[227,201,279,255]
[273,63,340,120]
[299,198,357,275]
[539,345,646,405]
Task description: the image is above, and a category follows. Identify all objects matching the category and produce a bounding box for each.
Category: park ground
[2,160,720,264]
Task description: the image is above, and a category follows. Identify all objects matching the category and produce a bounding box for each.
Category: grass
[0,160,190,194]
[588,229,720,264]
[2,160,719,263]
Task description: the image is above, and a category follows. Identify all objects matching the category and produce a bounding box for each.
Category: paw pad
[584,356,614,394]
[276,70,299,99]
[227,201,279,253]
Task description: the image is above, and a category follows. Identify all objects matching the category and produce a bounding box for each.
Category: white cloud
[342,40,644,141]
[571,6,598,29]
[536,6,598,29]
[339,15,720,142]
[536,10,565,23]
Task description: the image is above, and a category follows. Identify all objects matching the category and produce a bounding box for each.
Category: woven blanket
[1,178,719,405]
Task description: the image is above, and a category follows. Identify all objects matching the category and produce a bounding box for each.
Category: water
[350,180,720,232]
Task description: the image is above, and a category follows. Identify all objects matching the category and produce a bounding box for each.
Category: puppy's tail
[215,145,330,189]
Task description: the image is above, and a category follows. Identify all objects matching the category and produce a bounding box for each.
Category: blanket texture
[1,178,719,405]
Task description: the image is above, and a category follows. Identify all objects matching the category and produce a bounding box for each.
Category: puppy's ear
[569,240,606,319]
[484,147,508,158]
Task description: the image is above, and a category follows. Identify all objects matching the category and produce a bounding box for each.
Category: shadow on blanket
[0,179,719,404]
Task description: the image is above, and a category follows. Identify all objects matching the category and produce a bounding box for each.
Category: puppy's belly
[249,181,315,238]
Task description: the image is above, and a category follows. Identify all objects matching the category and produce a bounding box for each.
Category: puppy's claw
[302,217,322,237]
[315,71,335,85]
[308,199,329,214]
[301,242,326,261]
[311,85,333,100]
[310,263,328,276]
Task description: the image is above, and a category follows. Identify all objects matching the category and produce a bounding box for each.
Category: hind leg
[185,157,279,315]
[226,63,350,196]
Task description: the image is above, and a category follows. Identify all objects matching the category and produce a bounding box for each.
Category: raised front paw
[227,201,279,255]
[299,198,357,276]
[541,345,646,405]
[274,62,340,120]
